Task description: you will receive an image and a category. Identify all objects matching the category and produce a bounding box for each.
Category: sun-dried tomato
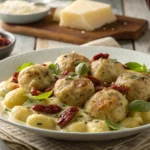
[62,70,70,76]
[59,70,70,79]
[110,85,130,93]
[92,53,109,61]
[75,80,87,88]
[45,81,56,92]
[95,82,110,92]
[86,75,101,85]
[86,75,110,91]
[0,37,11,48]
[45,85,54,92]
[41,64,47,66]
[30,87,42,96]
[13,84,19,89]
[57,106,79,127]
[122,64,128,69]
[33,104,62,114]
[11,72,19,83]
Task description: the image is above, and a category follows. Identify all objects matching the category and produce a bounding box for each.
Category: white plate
[0,7,49,24]
[0,46,150,141]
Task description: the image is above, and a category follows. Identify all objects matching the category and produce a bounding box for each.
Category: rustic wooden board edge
[1,15,149,45]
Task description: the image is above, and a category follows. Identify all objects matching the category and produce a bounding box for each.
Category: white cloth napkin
[0,37,149,150]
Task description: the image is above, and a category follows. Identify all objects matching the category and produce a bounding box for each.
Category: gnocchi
[0,81,18,97]
[11,106,32,122]
[26,114,56,129]
[4,88,28,109]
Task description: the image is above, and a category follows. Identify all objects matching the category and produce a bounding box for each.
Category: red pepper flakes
[92,53,109,61]
[110,85,130,93]
[11,72,19,83]
[57,106,79,127]
[30,87,42,96]
[33,104,62,114]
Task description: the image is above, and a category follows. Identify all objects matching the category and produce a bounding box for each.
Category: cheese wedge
[60,0,117,31]
[53,7,65,22]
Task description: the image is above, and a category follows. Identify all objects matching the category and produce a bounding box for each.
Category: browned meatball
[54,77,95,106]
[115,72,150,102]
[18,64,55,92]
[55,52,91,72]
[91,58,125,83]
[85,88,128,123]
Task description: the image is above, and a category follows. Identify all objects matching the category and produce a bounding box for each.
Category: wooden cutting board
[1,13,148,44]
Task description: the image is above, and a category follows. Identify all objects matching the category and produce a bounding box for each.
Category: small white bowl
[0,7,50,24]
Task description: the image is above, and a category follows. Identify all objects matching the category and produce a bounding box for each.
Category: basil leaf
[105,118,126,130]
[26,91,53,101]
[49,63,61,76]
[75,62,89,75]
[125,62,148,72]
[32,91,53,100]
[65,72,79,80]
[74,60,84,66]
[17,62,34,72]
[143,64,147,72]
[129,100,150,112]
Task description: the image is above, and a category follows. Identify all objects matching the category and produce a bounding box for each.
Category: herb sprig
[125,62,149,73]
[129,100,150,112]
[105,118,126,130]
[17,62,34,72]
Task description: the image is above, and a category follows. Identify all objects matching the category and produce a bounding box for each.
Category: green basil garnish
[129,100,150,112]
[17,62,34,72]
[74,60,83,66]
[75,62,89,75]
[49,63,61,77]
[32,91,53,100]
[105,118,126,130]
[27,90,53,101]
[65,72,79,80]
[125,62,148,72]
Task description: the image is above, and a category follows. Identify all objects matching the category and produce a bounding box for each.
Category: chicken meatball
[91,58,124,83]
[55,52,91,72]
[54,77,95,106]
[115,72,150,102]
[18,64,55,92]
[85,89,128,123]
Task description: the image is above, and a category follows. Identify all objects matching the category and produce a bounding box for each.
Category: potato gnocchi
[0,52,150,133]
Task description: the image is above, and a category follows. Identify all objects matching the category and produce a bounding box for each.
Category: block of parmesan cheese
[53,7,65,22]
[60,0,117,31]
